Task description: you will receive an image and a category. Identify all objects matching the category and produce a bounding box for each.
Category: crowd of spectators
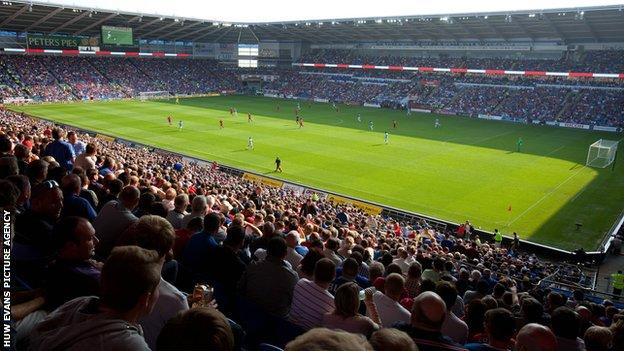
[0,52,623,127]
[2,106,624,351]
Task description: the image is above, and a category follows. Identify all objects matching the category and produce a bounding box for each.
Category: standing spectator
[67,131,86,156]
[43,128,75,171]
[322,282,380,337]
[29,246,161,351]
[94,185,140,259]
[290,258,336,330]
[238,237,298,318]
[181,212,220,282]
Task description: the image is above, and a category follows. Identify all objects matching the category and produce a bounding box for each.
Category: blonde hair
[286,328,372,351]
[370,328,418,351]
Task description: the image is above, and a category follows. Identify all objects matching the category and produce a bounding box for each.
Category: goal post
[138,91,172,101]
[586,139,619,168]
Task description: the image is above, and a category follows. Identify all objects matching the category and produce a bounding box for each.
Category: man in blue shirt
[67,131,86,156]
[61,174,97,222]
[181,212,220,282]
[44,128,75,171]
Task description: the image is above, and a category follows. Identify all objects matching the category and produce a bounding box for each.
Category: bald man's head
[515,323,557,351]
[411,291,446,332]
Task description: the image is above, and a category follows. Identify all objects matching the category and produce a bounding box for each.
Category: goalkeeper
[517,137,523,152]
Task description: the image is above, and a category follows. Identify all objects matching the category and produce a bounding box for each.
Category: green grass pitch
[10,95,624,251]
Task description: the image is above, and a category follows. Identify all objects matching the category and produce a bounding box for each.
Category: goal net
[138,91,171,101]
[586,139,619,168]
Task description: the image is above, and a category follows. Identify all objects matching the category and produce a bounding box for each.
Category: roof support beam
[50,11,90,34]
[454,20,483,41]
[582,18,600,42]
[210,27,235,42]
[160,21,203,39]
[139,20,180,38]
[479,18,508,41]
[74,13,118,35]
[512,17,535,41]
[24,7,64,31]
[174,25,220,41]
[0,4,30,27]
[542,14,566,42]
[134,18,162,31]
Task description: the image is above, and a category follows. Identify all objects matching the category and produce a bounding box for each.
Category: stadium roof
[1,1,623,43]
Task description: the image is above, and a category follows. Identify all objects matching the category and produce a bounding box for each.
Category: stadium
[1,0,623,350]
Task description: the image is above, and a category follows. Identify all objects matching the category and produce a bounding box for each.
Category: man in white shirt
[437,281,468,344]
[392,247,410,274]
[289,258,336,330]
[285,230,303,272]
[74,143,97,170]
[372,273,411,327]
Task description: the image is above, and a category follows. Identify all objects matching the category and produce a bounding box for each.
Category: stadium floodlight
[586,139,619,169]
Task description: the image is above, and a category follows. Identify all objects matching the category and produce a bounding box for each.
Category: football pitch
[10,95,624,251]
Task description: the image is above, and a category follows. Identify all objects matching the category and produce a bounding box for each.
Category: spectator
[43,127,75,171]
[172,216,202,259]
[551,307,585,351]
[290,258,336,330]
[166,193,189,229]
[29,246,161,351]
[74,143,97,170]
[372,273,411,327]
[181,212,220,281]
[329,257,370,295]
[117,215,187,350]
[67,131,86,156]
[60,173,96,221]
[45,216,101,310]
[238,237,298,318]
[13,180,64,287]
[285,328,373,351]
[322,282,379,337]
[286,230,304,271]
[437,281,469,344]
[465,308,515,351]
[405,261,422,298]
[515,323,558,351]
[583,326,612,351]
[93,185,140,259]
[156,307,235,351]
[369,328,418,351]
[181,194,207,229]
[397,291,467,350]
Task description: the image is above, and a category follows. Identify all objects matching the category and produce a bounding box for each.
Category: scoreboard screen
[101,26,133,45]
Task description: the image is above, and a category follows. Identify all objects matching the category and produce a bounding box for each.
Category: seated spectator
[29,246,161,351]
[156,307,235,351]
[285,327,373,351]
[515,323,558,351]
[551,307,585,351]
[286,230,304,271]
[583,326,612,351]
[238,237,298,318]
[173,216,202,259]
[405,261,422,298]
[322,282,379,337]
[67,131,86,156]
[422,258,444,283]
[369,328,417,351]
[166,193,189,229]
[74,143,97,170]
[208,225,248,315]
[397,291,467,351]
[46,216,101,310]
[324,237,344,266]
[117,215,188,350]
[13,180,64,287]
[290,258,336,330]
[437,281,468,344]
[466,299,488,343]
[181,212,220,282]
[465,308,515,351]
[329,257,370,295]
[372,273,411,327]
[94,185,140,259]
[181,194,207,229]
[61,174,96,221]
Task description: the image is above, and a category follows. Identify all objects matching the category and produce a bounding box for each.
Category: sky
[36,0,624,22]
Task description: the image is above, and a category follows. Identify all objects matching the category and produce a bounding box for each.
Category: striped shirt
[289,278,335,330]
